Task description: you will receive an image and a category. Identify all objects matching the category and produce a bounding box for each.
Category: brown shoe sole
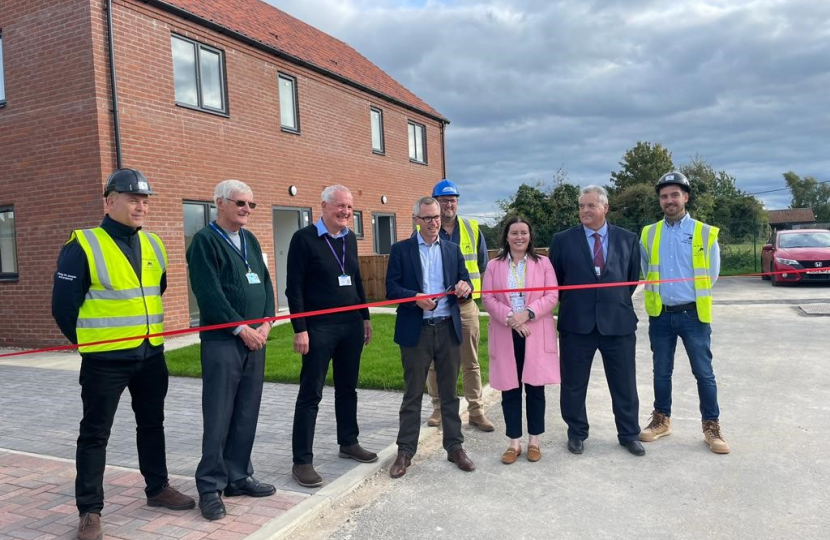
[147,498,196,510]
[292,472,323,488]
[639,429,672,442]
[338,451,379,463]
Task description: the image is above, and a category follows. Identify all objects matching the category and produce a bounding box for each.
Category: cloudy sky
[266,0,830,220]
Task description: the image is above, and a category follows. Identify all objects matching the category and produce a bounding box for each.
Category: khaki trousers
[427,299,484,416]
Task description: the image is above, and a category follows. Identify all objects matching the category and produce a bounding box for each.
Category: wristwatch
[527,308,536,321]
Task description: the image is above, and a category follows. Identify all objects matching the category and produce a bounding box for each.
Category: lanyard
[210,222,251,272]
[324,235,347,274]
[509,256,526,296]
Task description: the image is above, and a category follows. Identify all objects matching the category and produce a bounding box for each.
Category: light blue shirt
[315,218,349,239]
[418,233,451,318]
[640,213,720,306]
[584,223,608,262]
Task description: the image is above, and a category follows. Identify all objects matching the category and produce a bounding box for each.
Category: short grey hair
[214,179,252,203]
[580,185,609,205]
[413,196,438,216]
[321,184,351,203]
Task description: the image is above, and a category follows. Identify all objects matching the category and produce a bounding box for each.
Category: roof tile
[767,208,815,224]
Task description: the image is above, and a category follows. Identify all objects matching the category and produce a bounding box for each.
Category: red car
[761,229,830,286]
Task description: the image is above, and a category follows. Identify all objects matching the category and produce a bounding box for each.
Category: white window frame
[408,121,427,164]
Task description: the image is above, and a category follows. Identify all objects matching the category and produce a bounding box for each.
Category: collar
[315,218,349,239]
[663,212,691,228]
[417,232,441,246]
[583,222,608,239]
[101,214,140,240]
[507,252,528,265]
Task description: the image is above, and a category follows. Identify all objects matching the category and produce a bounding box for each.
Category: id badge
[510,293,525,313]
[246,272,261,284]
[338,274,352,287]
[595,266,602,277]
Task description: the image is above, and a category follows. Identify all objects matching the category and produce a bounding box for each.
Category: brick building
[0,0,449,348]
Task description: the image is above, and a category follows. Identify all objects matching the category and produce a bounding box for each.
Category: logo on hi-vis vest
[144,259,155,268]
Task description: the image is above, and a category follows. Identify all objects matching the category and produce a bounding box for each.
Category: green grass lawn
[165,314,490,392]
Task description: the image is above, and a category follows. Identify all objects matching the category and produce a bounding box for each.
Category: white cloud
[265,0,830,217]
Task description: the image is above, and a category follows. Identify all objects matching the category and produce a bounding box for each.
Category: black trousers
[501,331,546,439]
[196,339,265,494]
[76,353,169,515]
[397,320,463,456]
[559,329,640,442]
[292,318,364,465]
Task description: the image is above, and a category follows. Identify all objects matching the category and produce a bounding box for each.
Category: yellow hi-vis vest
[72,227,167,353]
[641,219,718,323]
[416,217,482,298]
[456,217,482,299]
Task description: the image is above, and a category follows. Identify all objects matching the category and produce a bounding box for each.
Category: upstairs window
[0,207,18,280]
[408,121,426,164]
[370,107,384,154]
[0,32,6,105]
[171,35,227,114]
[278,73,300,132]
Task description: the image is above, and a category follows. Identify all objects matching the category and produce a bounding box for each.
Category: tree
[609,141,674,194]
[784,171,830,221]
[608,183,662,233]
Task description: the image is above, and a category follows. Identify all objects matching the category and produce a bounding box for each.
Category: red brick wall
[0,0,445,348]
[0,0,106,348]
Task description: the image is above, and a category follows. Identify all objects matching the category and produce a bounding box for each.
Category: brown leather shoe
[292,464,323,488]
[447,449,475,472]
[147,483,196,510]
[339,443,378,463]
[427,409,442,427]
[469,414,495,432]
[389,452,412,478]
[77,513,103,540]
[527,445,542,462]
[501,446,522,464]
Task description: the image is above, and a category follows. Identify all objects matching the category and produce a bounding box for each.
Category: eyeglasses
[417,215,441,223]
[437,198,458,205]
[225,198,257,209]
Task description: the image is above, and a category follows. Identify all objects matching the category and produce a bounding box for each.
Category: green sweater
[186,223,275,341]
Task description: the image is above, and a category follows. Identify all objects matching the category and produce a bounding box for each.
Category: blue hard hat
[432,179,460,198]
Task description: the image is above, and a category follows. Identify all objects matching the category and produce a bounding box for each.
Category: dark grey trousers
[195,338,265,494]
[396,320,463,456]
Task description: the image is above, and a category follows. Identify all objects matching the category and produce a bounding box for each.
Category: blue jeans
[649,310,720,421]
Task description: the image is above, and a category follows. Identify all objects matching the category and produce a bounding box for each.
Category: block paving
[0,364,425,539]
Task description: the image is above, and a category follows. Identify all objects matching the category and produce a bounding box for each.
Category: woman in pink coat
[482,215,559,464]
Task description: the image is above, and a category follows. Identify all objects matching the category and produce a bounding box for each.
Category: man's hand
[454,280,472,298]
[293,331,310,355]
[415,292,438,311]
[240,325,266,350]
[257,321,272,342]
[363,320,373,346]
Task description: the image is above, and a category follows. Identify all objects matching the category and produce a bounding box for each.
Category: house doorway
[273,206,312,310]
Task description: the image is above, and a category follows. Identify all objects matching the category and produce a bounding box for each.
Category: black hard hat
[655,171,691,194]
[104,168,155,197]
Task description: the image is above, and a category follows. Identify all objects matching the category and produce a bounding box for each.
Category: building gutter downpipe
[107,0,123,169]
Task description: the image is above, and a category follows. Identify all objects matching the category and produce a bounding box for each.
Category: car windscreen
[779,232,830,248]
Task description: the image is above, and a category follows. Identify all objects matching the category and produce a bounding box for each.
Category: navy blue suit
[386,235,472,456]
[549,224,641,443]
[386,236,469,347]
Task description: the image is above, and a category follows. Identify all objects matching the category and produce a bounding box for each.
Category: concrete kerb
[256,389,494,540]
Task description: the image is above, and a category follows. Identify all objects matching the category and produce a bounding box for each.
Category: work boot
[77,513,103,540]
[639,410,672,442]
[427,409,441,427]
[469,414,495,432]
[702,420,730,454]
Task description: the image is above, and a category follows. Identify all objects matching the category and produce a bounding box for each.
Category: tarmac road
[300,277,830,540]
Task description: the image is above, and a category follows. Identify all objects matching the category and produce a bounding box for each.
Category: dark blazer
[386,235,472,348]
[549,224,640,336]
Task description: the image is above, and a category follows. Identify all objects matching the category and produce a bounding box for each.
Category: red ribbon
[0,268,818,359]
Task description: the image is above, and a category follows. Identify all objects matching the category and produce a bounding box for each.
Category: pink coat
[482,255,560,391]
